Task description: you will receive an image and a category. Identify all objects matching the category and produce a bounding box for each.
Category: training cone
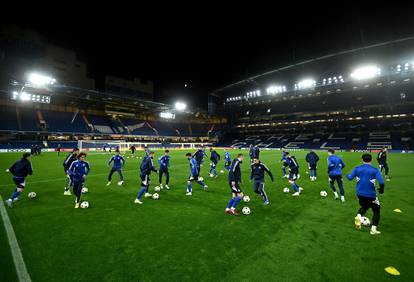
[393,209,402,213]
[384,266,400,276]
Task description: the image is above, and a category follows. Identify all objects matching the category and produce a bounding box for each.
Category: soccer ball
[81,187,88,194]
[283,187,290,193]
[117,181,124,186]
[209,173,214,177]
[320,190,328,197]
[154,186,161,192]
[80,201,89,209]
[198,177,204,182]
[220,170,224,173]
[28,192,37,199]
[361,216,371,226]
[243,195,250,202]
[242,207,251,215]
[152,193,160,200]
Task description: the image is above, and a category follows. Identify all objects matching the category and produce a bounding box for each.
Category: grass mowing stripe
[0,195,31,282]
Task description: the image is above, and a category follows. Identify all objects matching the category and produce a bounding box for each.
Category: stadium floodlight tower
[350,65,381,80]
[27,73,56,87]
[175,101,187,111]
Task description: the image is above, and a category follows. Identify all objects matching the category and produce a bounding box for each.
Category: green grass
[0,149,413,282]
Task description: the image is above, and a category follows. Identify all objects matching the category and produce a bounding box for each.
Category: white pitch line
[0,195,31,282]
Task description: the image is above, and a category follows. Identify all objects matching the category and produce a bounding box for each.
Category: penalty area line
[0,195,31,282]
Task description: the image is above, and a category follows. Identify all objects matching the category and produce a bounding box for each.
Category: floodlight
[175,102,187,111]
[28,73,56,86]
[350,66,381,80]
[296,79,316,90]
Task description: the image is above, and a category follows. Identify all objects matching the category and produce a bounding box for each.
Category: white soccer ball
[220,170,224,173]
[361,216,371,226]
[28,192,37,199]
[243,195,250,202]
[320,190,328,197]
[283,187,290,193]
[80,201,89,209]
[152,193,160,200]
[154,186,161,192]
[209,173,214,177]
[198,177,204,182]
[81,187,88,194]
[242,206,251,215]
[117,181,124,186]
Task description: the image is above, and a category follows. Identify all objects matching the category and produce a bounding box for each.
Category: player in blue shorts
[68,152,90,208]
[186,152,207,196]
[224,148,231,171]
[327,149,346,202]
[158,150,171,190]
[286,153,303,196]
[106,150,125,186]
[225,153,244,215]
[209,147,220,178]
[281,149,289,178]
[4,153,33,208]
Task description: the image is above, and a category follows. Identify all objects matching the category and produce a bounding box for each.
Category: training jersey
[229,158,242,182]
[250,161,274,181]
[108,155,125,169]
[158,155,170,169]
[327,155,345,176]
[346,164,384,198]
[68,160,90,182]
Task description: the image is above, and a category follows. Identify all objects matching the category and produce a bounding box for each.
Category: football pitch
[0,149,413,282]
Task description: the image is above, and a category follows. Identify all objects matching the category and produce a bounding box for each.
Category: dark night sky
[4,2,414,108]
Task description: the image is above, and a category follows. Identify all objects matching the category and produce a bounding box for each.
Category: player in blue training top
[158,149,170,190]
[250,157,274,205]
[185,152,207,196]
[68,152,90,209]
[209,147,221,178]
[281,149,290,178]
[224,148,231,171]
[135,151,157,204]
[305,150,320,181]
[327,149,346,202]
[4,153,33,208]
[346,153,385,235]
[63,147,79,195]
[193,146,207,167]
[106,150,125,186]
[225,153,245,215]
[286,153,303,196]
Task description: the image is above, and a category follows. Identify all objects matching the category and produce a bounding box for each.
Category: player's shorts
[210,161,217,167]
[329,175,342,182]
[282,161,289,167]
[140,173,151,187]
[159,166,169,173]
[309,164,317,170]
[13,177,25,189]
[188,174,199,181]
[289,170,299,181]
[229,181,242,194]
[357,195,380,207]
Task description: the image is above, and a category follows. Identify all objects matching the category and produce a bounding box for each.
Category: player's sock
[314,170,317,177]
[226,197,235,209]
[137,187,146,199]
[282,167,286,175]
[291,183,298,192]
[338,180,345,196]
[10,189,21,200]
[341,195,345,203]
[231,196,242,209]
[197,180,206,187]
[187,182,192,193]
[334,191,339,199]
